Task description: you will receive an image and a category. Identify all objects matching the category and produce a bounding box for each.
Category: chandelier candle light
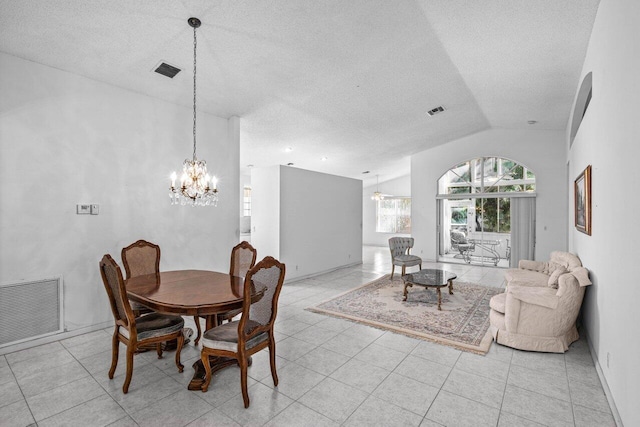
[169,17,219,207]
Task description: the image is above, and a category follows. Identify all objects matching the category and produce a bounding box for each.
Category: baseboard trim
[585,329,624,427]
[284,261,363,283]
[0,321,112,356]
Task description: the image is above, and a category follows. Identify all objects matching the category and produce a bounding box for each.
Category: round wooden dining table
[126,270,262,390]
[126,270,247,327]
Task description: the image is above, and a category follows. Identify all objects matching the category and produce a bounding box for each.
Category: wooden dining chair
[121,240,160,317]
[229,241,258,278]
[199,256,285,408]
[193,241,257,345]
[99,254,185,393]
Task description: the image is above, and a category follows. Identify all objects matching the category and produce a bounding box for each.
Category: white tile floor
[0,246,616,426]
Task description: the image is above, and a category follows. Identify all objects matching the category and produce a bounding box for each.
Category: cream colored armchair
[490,251,592,353]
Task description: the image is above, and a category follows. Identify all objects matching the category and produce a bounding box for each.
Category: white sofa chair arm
[504,290,565,337]
[508,286,559,309]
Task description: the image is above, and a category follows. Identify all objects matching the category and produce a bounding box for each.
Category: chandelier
[169,17,219,207]
[371,175,384,201]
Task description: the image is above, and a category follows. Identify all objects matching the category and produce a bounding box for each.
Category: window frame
[439,157,536,196]
[375,197,412,234]
[243,186,252,217]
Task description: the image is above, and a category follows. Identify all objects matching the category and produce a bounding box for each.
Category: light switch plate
[76,204,91,214]
[90,204,100,215]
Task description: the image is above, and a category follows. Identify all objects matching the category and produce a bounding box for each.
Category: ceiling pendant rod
[192,18,198,162]
[372,174,384,201]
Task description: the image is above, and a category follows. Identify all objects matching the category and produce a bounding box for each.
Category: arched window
[570,72,593,146]
[438,157,536,196]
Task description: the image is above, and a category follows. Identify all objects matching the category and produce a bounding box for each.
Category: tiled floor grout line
[5,357,39,425]
[497,352,513,427]
[422,350,464,425]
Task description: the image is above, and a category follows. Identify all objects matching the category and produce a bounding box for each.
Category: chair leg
[194,316,202,346]
[109,329,119,379]
[201,351,212,392]
[419,263,422,271]
[123,346,135,394]
[175,334,184,373]
[391,265,395,279]
[156,343,163,359]
[239,354,250,408]
[268,337,279,387]
[401,265,406,276]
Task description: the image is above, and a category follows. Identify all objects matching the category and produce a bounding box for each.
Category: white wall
[363,174,411,246]
[280,167,362,280]
[568,0,640,424]
[411,128,567,262]
[252,166,362,281]
[0,53,240,332]
[250,166,280,258]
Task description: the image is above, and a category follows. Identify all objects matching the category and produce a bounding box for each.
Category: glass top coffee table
[401,269,457,310]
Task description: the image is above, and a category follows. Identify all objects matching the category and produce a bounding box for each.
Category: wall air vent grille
[427,106,446,116]
[154,62,181,78]
[0,278,63,348]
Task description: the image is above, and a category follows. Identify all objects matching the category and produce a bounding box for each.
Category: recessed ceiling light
[285,147,293,152]
[362,171,370,174]
[247,164,254,168]
[527,120,538,125]
[287,163,294,166]
[321,157,328,161]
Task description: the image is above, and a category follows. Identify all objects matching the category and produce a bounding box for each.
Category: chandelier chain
[192,23,197,161]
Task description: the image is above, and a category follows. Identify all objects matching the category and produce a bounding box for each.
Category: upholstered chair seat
[201,320,268,352]
[393,254,422,266]
[119,312,185,340]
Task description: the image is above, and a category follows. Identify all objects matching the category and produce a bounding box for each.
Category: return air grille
[427,106,446,116]
[0,278,63,347]
[154,62,181,78]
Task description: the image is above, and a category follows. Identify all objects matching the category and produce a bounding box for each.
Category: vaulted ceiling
[0,0,600,185]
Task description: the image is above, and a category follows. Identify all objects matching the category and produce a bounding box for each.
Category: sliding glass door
[438,197,512,267]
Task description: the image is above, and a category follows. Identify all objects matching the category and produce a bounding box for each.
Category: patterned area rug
[308,274,503,354]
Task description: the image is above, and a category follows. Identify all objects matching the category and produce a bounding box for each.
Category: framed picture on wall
[574,165,592,235]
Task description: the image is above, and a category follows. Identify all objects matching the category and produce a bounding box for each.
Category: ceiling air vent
[426,106,446,117]
[154,62,181,79]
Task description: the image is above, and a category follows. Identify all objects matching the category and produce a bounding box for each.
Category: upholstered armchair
[490,251,592,353]
[388,237,422,279]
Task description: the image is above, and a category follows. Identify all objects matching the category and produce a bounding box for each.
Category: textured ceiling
[0,0,599,186]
